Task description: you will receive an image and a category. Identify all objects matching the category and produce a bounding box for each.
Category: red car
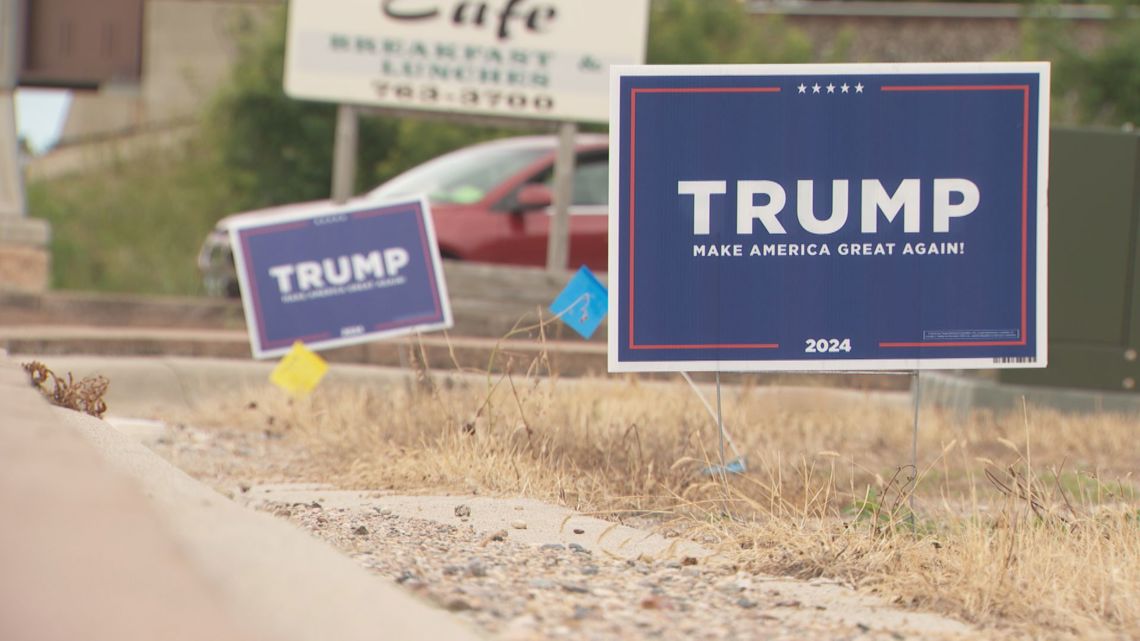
[198,134,610,296]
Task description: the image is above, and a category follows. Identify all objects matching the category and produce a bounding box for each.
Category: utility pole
[330,104,358,204]
[545,120,576,272]
[0,0,51,292]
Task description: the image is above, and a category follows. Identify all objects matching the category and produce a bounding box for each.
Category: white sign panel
[285,0,650,123]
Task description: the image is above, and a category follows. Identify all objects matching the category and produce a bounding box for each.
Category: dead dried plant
[22,360,109,418]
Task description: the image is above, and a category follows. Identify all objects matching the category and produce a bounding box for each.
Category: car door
[488,150,609,270]
[565,152,609,272]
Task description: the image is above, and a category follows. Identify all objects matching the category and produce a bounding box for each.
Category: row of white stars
[797,82,865,94]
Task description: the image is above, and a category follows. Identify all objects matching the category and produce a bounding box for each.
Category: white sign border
[229,195,454,360]
[607,62,1050,373]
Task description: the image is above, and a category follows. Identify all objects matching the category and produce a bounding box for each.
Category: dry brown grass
[187,371,1139,640]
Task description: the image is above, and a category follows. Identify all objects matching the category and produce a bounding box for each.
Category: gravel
[264,499,952,641]
[142,421,971,641]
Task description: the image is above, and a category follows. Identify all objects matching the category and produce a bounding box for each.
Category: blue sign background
[611,65,1048,371]
[232,198,452,358]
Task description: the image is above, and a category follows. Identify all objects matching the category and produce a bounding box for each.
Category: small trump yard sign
[230,197,453,359]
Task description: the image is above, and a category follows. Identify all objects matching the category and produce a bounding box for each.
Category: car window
[570,156,608,206]
[369,144,550,205]
[505,152,608,209]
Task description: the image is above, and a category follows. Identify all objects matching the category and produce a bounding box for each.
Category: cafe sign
[284,0,651,123]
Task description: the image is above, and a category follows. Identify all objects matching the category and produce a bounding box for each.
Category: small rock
[481,530,508,546]
[540,543,565,551]
[467,562,487,578]
[353,525,368,536]
[573,528,585,534]
[736,597,758,609]
[511,520,527,530]
[581,565,599,576]
[442,565,463,576]
[681,556,698,566]
[640,595,674,610]
[374,506,393,516]
[664,560,682,569]
[445,598,474,612]
[572,605,594,620]
[560,581,589,594]
[395,570,418,584]
[528,578,556,590]
[774,600,802,608]
[568,543,590,555]
[454,504,471,518]
[239,483,251,493]
[309,501,322,510]
[718,580,744,594]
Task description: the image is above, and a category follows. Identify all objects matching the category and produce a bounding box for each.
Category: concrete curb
[1,359,484,641]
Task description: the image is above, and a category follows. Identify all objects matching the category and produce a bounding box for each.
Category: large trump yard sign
[609,63,1049,372]
[230,197,453,359]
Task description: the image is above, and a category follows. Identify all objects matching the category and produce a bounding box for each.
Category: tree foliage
[647,0,813,64]
[1058,7,1140,126]
[1023,0,1140,126]
[206,11,397,211]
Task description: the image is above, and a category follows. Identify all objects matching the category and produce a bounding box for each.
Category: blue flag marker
[550,266,608,339]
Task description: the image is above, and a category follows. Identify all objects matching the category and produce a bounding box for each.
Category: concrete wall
[749,1,1116,62]
[59,0,280,145]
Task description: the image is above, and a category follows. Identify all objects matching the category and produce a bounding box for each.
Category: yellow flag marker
[270,341,329,396]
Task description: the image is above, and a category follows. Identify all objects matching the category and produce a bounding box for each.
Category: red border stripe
[876,84,1031,348]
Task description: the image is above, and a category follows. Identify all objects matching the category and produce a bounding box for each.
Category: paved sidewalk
[0,358,484,641]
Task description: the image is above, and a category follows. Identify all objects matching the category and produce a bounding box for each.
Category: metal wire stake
[716,371,727,486]
[680,372,744,464]
[910,370,922,523]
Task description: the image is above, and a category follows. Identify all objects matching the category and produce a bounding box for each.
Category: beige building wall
[60,0,280,144]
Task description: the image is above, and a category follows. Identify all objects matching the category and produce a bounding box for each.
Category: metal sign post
[0,0,50,293]
[330,104,358,204]
[0,0,25,218]
[910,369,922,520]
[546,121,577,272]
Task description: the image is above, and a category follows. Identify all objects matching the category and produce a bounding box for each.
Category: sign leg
[679,372,745,478]
[715,371,726,470]
[910,370,922,521]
